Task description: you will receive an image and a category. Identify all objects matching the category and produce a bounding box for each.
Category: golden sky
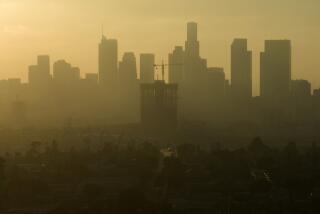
[1,0,320,95]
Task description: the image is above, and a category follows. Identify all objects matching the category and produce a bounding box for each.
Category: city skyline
[0,22,314,97]
[1,0,320,95]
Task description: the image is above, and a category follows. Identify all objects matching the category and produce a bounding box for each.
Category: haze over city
[1,0,320,95]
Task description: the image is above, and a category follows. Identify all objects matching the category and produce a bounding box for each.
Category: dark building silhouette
[28,55,51,87]
[207,67,225,98]
[231,39,252,101]
[168,46,184,84]
[53,60,80,84]
[37,55,50,75]
[140,80,178,134]
[140,53,155,83]
[259,40,292,125]
[260,40,291,100]
[119,52,139,122]
[206,67,226,122]
[290,80,312,123]
[291,80,311,98]
[185,22,199,58]
[119,52,137,83]
[184,22,204,83]
[99,35,118,86]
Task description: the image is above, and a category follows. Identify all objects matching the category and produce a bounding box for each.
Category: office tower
[119,52,137,83]
[168,46,184,84]
[291,80,312,123]
[140,80,178,133]
[291,80,311,98]
[98,35,118,86]
[207,67,226,98]
[28,55,51,86]
[231,39,252,101]
[53,60,80,84]
[184,22,203,82]
[260,40,291,99]
[140,54,155,83]
[185,22,199,58]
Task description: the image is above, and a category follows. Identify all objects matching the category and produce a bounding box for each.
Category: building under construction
[140,80,178,135]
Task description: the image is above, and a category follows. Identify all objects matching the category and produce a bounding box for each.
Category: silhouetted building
[169,46,184,84]
[290,80,312,123]
[231,39,252,101]
[141,81,178,134]
[37,55,50,75]
[119,52,137,83]
[184,22,203,83]
[28,55,51,86]
[99,36,118,86]
[53,60,80,84]
[291,80,311,98]
[140,54,155,83]
[207,67,225,98]
[185,22,199,58]
[260,40,291,100]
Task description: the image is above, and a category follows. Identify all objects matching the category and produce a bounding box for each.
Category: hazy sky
[1,0,320,95]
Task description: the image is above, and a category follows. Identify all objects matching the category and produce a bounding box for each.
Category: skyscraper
[185,22,199,58]
[99,35,118,86]
[140,54,155,83]
[28,55,51,86]
[119,52,137,83]
[140,80,178,133]
[291,80,311,98]
[260,40,291,99]
[231,39,252,101]
[207,67,226,99]
[53,60,80,84]
[184,22,204,83]
[168,46,184,84]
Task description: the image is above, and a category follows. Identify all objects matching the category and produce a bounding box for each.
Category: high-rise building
[140,54,155,83]
[53,60,80,84]
[28,55,51,86]
[184,22,203,83]
[185,22,199,58]
[119,52,137,83]
[260,40,291,99]
[99,36,118,86]
[140,80,178,133]
[291,80,311,98]
[231,39,252,101]
[168,46,184,84]
[207,67,226,99]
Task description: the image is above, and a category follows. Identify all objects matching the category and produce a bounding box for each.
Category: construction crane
[153,61,183,81]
